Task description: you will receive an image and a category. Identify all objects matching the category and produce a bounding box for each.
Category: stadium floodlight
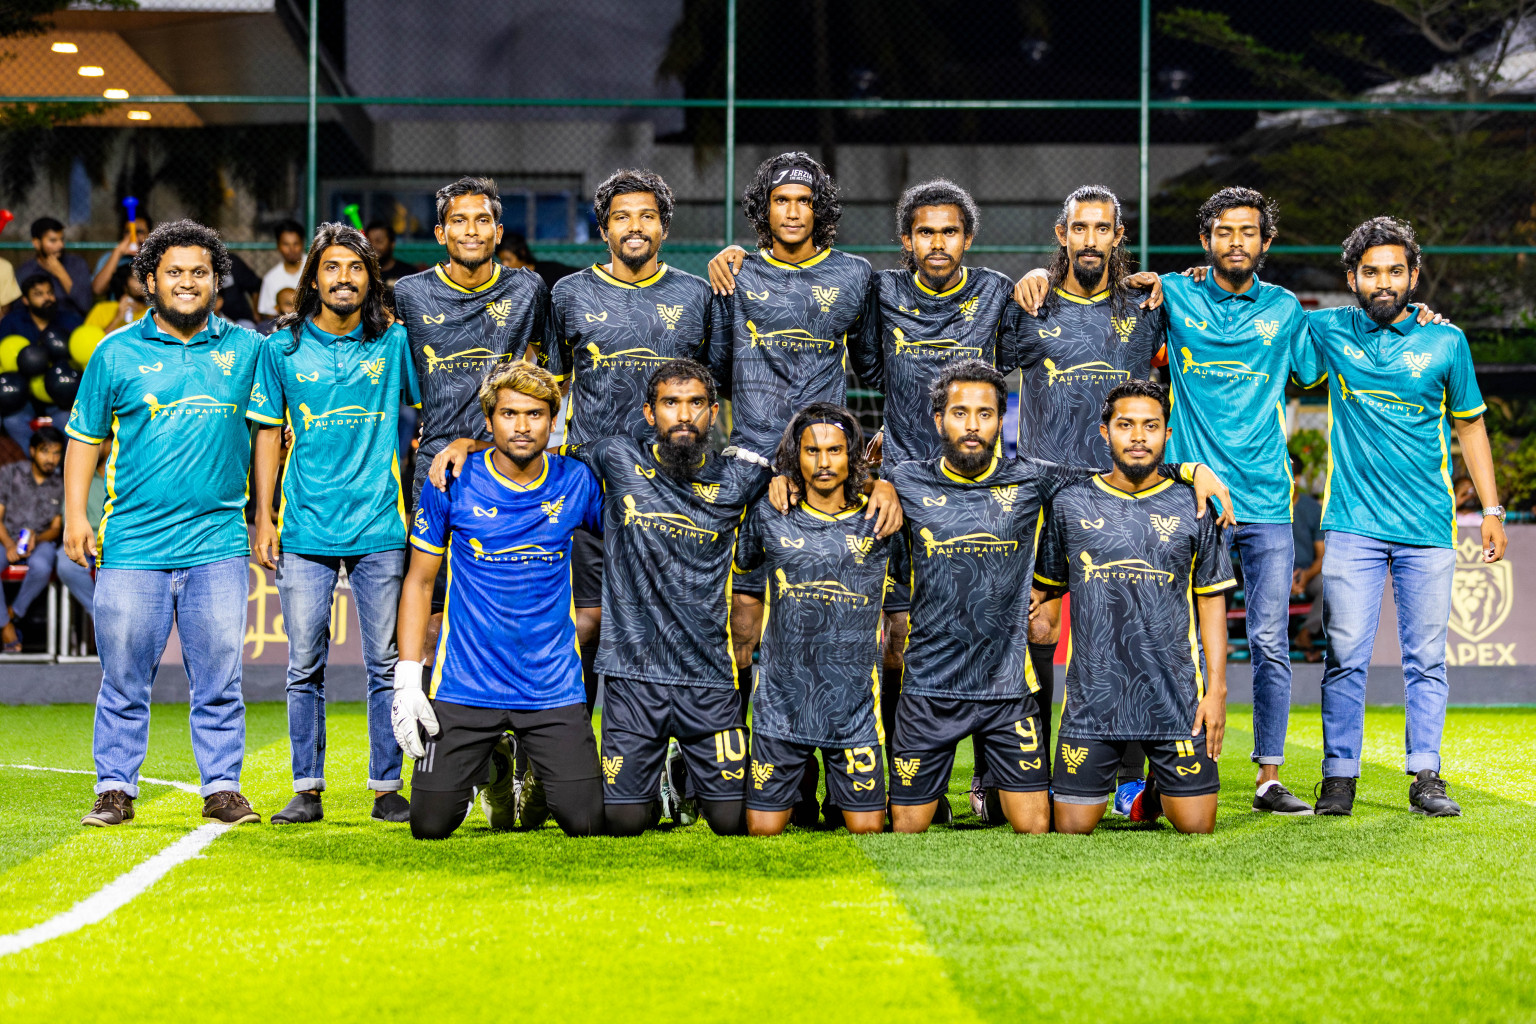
[77,66,104,77]
[51,42,78,53]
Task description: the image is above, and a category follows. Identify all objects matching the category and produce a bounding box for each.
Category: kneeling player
[736,403,903,835]
[1033,380,1234,835]
[393,363,605,839]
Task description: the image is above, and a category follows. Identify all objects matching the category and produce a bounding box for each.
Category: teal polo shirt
[247,319,420,556]
[1161,272,1309,524]
[1297,305,1485,549]
[66,313,263,570]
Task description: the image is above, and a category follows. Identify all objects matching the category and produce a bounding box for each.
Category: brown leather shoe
[82,790,135,827]
[202,791,261,825]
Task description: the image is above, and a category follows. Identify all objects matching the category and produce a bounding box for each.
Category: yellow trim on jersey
[1320,393,1336,521]
[246,409,284,426]
[1194,578,1237,595]
[1052,286,1111,306]
[429,538,456,698]
[96,414,122,558]
[1033,573,1065,588]
[410,535,446,556]
[870,663,886,746]
[1437,390,1456,546]
[798,495,868,522]
[1451,402,1487,419]
[65,423,105,444]
[914,266,968,298]
[1276,402,1293,499]
[760,247,831,270]
[391,450,406,531]
[940,453,999,483]
[1021,507,1047,694]
[591,262,669,289]
[433,262,503,294]
[484,448,548,492]
[276,408,296,536]
[1091,475,1175,500]
[1187,553,1204,702]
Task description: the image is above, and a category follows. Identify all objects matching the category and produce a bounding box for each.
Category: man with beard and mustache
[246,223,420,826]
[1296,217,1505,819]
[63,220,266,828]
[884,360,1229,833]
[1033,381,1235,835]
[545,169,715,713]
[396,363,606,839]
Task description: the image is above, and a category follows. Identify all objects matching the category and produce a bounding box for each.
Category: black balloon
[39,333,71,366]
[0,372,25,415]
[15,343,49,378]
[44,364,81,408]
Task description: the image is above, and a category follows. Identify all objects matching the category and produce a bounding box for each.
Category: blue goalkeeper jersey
[410,450,603,710]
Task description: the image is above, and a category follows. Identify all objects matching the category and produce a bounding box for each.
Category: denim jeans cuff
[368,778,404,792]
[199,780,240,798]
[1321,758,1360,779]
[293,777,325,793]
[1404,753,1441,775]
[95,780,139,798]
[1250,755,1285,766]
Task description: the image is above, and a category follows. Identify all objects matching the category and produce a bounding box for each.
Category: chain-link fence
[4,1,1536,500]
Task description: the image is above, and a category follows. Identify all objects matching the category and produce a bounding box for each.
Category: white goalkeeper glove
[391,661,439,761]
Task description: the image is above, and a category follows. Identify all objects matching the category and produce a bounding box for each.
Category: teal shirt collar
[1202,271,1263,303]
[135,311,228,347]
[1359,304,1422,337]
[302,316,366,345]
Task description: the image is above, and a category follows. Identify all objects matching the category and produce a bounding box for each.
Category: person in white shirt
[256,218,306,318]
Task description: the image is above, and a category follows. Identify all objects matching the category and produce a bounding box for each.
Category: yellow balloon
[29,374,49,403]
[69,324,106,370]
[0,334,27,374]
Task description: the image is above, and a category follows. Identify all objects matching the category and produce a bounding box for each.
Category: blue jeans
[1228,523,1294,765]
[10,541,95,619]
[274,548,406,793]
[92,555,248,798]
[1319,531,1455,778]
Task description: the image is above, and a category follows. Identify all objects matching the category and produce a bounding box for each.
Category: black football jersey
[395,263,554,496]
[549,263,714,444]
[865,266,1027,466]
[734,496,908,747]
[707,248,878,457]
[1035,475,1234,741]
[564,434,769,688]
[888,455,1097,704]
[1007,288,1166,466]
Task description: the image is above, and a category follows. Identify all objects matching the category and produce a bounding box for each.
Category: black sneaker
[1313,777,1356,816]
[931,797,954,825]
[1409,770,1461,817]
[371,792,410,823]
[81,790,134,827]
[1253,782,1313,815]
[517,771,550,829]
[271,792,323,824]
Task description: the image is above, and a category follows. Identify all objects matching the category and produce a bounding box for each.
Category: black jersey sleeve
[1193,504,1238,595]
[994,298,1030,375]
[847,282,884,391]
[706,291,734,398]
[734,498,767,573]
[528,278,558,376]
[549,280,573,382]
[1033,500,1069,589]
[885,522,910,591]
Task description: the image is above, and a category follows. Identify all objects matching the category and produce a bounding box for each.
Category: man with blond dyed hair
[393,361,605,839]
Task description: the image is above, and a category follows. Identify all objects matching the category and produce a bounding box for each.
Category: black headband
[771,161,817,190]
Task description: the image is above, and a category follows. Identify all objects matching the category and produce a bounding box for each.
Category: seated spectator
[220,251,263,325]
[1291,453,1325,662]
[257,219,306,320]
[214,290,257,332]
[365,219,419,283]
[495,231,577,290]
[0,273,84,346]
[15,217,93,318]
[0,427,93,651]
[84,264,150,335]
[258,288,297,336]
[90,212,154,298]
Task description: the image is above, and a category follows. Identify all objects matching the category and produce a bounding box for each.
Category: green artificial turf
[0,703,1532,1023]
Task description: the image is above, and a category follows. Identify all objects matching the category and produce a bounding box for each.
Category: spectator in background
[0,255,19,317]
[220,251,263,325]
[90,212,154,298]
[365,219,419,283]
[0,273,83,346]
[1291,452,1326,662]
[257,219,306,319]
[16,217,93,319]
[0,427,92,651]
[496,231,577,291]
[259,288,297,335]
[84,265,150,335]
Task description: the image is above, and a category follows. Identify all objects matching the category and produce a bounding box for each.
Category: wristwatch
[1482,505,1506,524]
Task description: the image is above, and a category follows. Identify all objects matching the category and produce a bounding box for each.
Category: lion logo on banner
[1448,535,1514,643]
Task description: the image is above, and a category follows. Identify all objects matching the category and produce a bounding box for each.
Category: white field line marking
[0,822,228,958]
[0,763,201,794]
[0,764,224,960]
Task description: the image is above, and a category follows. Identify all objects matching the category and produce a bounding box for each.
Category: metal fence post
[723,0,737,246]
[1139,0,1150,270]
[306,0,318,235]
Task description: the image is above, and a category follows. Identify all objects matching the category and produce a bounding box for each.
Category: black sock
[1028,642,1057,775]
[605,801,661,837]
[581,645,600,720]
[544,777,605,836]
[1119,741,1146,785]
[699,798,746,836]
[880,664,902,749]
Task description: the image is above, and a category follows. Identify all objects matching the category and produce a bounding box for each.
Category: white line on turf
[0,822,229,959]
[0,763,201,795]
